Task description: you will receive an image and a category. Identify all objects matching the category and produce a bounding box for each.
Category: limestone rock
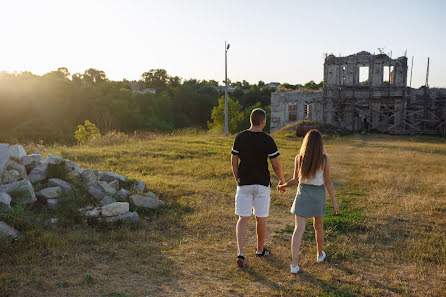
[133,180,145,193]
[6,160,27,179]
[79,206,100,218]
[47,199,59,210]
[0,192,11,209]
[0,221,19,239]
[2,169,21,184]
[129,195,165,209]
[103,211,139,223]
[98,171,128,183]
[21,154,44,172]
[88,184,105,201]
[101,202,129,217]
[0,144,10,179]
[48,178,72,194]
[8,145,26,162]
[98,181,117,195]
[46,154,63,165]
[36,186,62,201]
[0,180,36,204]
[82,170,97,185]
[65,160,83,179]
[145,191,157,200]
[100,196,116,206]
[117,189,131,201]
[109,180,119,191]
[27,163,48,183]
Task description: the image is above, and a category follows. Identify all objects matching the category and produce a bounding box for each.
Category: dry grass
[1,132,445,296]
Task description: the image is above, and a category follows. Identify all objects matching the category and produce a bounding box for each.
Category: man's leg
[255,216,266,253]
[236,216,249,255]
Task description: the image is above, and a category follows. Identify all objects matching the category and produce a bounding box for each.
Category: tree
[83,68,107,84]
[208,96,244,133]
[141,69,169,91]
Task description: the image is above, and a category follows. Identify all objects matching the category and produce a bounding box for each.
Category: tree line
[0,67,322,143]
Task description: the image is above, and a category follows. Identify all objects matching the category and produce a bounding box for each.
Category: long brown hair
[297,130,325,180]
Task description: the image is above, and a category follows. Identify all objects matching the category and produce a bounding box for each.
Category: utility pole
[225,41,230,136]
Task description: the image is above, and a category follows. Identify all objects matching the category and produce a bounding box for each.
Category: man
[231,108,285,268]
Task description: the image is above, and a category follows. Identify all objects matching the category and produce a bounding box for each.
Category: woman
[277,130,339,274]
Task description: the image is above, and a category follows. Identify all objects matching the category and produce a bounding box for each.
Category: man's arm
[270,157,285,185]
[231,154,239,183]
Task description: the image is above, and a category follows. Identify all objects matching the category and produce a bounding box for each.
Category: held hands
[277,181,286,194]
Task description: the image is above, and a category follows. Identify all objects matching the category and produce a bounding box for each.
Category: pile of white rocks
[0,143,165,239]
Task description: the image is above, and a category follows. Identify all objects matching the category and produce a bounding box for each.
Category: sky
[0,0,445,88]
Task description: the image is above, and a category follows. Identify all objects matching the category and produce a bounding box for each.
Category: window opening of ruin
[288,104,297,121]
[359,66,369,84]
[305,104,312,120]
[341,66,346,85]
[383,66,394,84]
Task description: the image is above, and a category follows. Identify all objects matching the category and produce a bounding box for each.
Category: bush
[74,120,101,144]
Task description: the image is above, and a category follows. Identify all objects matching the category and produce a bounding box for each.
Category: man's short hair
[250,108,266,126]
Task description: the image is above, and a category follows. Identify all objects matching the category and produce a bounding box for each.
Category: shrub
[74,120,101,144]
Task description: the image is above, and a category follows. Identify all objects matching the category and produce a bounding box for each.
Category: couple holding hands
[231,108,339,273]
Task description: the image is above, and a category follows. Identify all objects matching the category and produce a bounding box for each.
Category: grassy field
[1,131,446,296]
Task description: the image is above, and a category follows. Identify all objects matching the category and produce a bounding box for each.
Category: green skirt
[290,183,326,217]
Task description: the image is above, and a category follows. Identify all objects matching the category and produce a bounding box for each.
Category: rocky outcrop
[0,180,36,204]
[101,202,129,217]
[48,178,73,194]
[0,192,11,210]
[27,164,48,183]
[129,195,165,209]
[0,221,19,239]
[0,144,10,179]
[21,154,44,172]
[36,187,62,201]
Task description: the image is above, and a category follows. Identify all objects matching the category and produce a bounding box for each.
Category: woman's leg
[291,215,306,266]
[313,216,324,256]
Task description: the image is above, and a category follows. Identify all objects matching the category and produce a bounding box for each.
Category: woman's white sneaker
[290,264,300,274]
[317,251,326,262]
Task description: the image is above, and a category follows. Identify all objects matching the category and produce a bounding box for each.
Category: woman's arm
[323,156,339,214]
[277,155,300,190]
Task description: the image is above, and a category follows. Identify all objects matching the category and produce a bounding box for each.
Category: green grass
[1,131,445,296]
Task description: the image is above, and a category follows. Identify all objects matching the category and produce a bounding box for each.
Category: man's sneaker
[290,264,300,274]
[317,251,326,263]
[236,255,246,268]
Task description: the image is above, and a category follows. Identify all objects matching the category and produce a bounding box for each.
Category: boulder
[129,195,165,209]
[98,181,117,195]
[82,170,97,185]
[101,202,129,217]
[98,171,128,183]
[0,180,36,204]
[103,211,139,223]
[21,154,44,172]
[36,186,62,201]
[6,161,27,179]
[133,180,145,193]
[0,221,19,239]
[46,154,63,165]
[109,180,119,191]
[145,191,157,200]
[78,206,100,218]
[117,189,131,201]
[88,184,105,201]
[0,192,11,210]
[8,145,26,162]
[65,160,83,179]
[47,199,59,210]
[27,163,48,183]
[0,144,10,179]
[100,196,116,206]
[48,178,72,194]
[2,169,21,184]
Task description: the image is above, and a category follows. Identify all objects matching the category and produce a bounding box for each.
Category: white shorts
[235,184,271,217]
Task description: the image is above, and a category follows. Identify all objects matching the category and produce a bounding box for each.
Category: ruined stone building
[271,51,446,135]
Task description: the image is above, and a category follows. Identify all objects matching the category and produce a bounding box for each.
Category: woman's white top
[299,168,324,186]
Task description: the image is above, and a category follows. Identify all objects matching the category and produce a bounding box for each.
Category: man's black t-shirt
[231,130,280,187]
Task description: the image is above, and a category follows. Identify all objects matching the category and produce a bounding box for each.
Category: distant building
[265,82,281,89]
[271,51,446,136]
